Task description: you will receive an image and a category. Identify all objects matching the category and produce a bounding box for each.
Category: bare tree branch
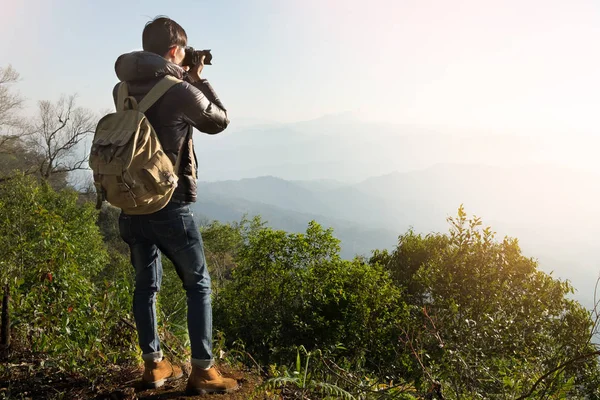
[53,158,89,174]
[0,66,96,187]
[27,94,97,180]
[0,65,26,152]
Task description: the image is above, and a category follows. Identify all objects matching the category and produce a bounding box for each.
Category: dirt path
[1,355,266,400]
[95,364,265,400]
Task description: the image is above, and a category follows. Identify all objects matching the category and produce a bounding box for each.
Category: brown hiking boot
[186,365,240,394]
[142,358,183,389]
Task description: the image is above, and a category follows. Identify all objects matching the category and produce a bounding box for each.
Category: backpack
[89,75,182,215]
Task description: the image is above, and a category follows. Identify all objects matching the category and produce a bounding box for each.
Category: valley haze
[189,114,600,310]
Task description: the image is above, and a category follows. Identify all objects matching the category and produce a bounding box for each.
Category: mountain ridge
[194,163,600,307]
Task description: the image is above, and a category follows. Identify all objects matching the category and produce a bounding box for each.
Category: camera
[182,47,212,67]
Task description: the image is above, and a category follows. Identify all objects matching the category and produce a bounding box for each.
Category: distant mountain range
[191,178,399,260]
[181,113,600,307]
[191,163,600,308]
[193,114,544,182]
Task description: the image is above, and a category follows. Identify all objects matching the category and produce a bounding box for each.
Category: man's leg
[120,213,183,388]
[154,206,213,367]
[119,214,163,361]
[131,241,164,361]
[149,203,238,393]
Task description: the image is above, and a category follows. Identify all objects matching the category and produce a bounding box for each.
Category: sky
[1,0,599,168]
[2,0,599,300]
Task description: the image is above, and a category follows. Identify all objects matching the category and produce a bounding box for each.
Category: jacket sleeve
[179,80,230,134]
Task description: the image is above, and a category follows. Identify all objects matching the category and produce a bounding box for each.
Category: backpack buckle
[117,182,131,192]
[116,175,131,192]
[164,172,177,186]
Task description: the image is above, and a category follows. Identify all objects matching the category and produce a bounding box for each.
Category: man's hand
[187,55,206,83]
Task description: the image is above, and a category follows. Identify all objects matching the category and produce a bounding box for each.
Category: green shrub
[0,174,137,373]
[214,221,412,376]
[375,206,600,398]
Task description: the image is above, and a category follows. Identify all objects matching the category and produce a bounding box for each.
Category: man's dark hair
[142,16,188,56]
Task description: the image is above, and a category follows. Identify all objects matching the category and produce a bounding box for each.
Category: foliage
[1,163,599,400]
[257,346,356,400]
[153,256,192,363]
[0,136,47,183]
[95,204,130,257]
[374,205,600,398]
[201,216,266,294]
[255,344,421,400]
[0,174,137,373]
[214,220,411,377]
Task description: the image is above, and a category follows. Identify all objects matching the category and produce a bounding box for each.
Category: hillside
[191,188,398,259]
[194,163,600,306]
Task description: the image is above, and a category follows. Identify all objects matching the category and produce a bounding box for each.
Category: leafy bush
[2,175,598,399]
[374,206,600,398]
[214,221,411,376]
[0,174,137,372]
[257,345,420,400]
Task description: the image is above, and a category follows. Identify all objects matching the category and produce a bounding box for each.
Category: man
[113,16,238,394]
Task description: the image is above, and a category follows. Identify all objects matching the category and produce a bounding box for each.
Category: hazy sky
[2,0,599,299]
[2,1,599,150]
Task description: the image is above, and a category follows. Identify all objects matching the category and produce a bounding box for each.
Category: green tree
[201,215,265,294]
[0,136,48,183]
[374,206,600,398]
[0,174,136,370]
[214,221,411,376]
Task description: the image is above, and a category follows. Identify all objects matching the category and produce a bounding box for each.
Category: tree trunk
[1,284,10,348]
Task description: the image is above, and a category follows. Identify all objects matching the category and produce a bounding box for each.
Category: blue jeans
[118,201,213,368]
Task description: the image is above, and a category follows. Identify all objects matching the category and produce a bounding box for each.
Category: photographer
[112,16,238,394]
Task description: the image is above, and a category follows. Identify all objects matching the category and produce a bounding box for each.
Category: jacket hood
[115,51,185,82]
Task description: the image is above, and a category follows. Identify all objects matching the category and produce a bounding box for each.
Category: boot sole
[143,372,184,389]
[185,384,240,395]
[144,378,166,389]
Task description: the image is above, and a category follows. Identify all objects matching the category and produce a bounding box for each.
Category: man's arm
[179,80,229,134]
[180,56,229,134]
[192,79,227,111]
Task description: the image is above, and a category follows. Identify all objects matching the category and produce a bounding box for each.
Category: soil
[1,348,268,400]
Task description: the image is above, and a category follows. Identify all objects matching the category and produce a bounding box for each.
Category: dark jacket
[113,51,229,203]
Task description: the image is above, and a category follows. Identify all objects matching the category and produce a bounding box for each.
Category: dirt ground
[1,349,268,400]
[95,363,265,400]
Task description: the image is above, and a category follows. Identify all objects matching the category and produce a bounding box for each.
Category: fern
[254,346,358,400]
[314,382,356,399]
[262,376,301,389]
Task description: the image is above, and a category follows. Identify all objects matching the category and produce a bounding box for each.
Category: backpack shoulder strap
[138,75,182,113]
[115,82,129,111]
[115,82,143,111]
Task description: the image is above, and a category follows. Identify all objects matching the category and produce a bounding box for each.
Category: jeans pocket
[151,216,189,253]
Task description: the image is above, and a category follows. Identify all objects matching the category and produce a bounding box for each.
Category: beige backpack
[89,76,182,215]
